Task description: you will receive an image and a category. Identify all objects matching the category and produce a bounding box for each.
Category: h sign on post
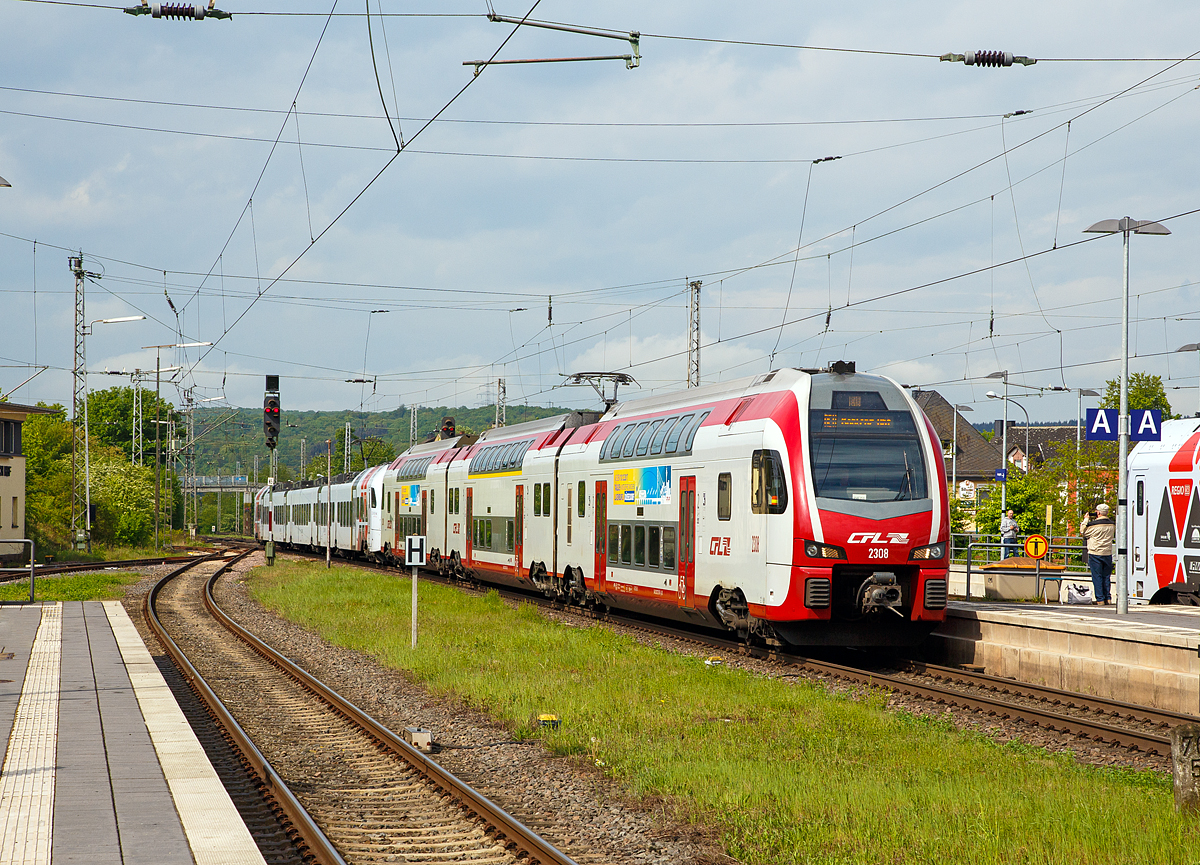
[1086,408,1162,442]
[406,535,425,649]
[405,535,427,567]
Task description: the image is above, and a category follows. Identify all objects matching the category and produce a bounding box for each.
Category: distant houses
[911,390,1080,504]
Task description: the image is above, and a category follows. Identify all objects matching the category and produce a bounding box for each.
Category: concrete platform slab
[0,602,266,865]
[929,600,1200,714]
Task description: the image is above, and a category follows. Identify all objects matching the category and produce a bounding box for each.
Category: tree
[21,404,73,551]
[86,386,176,460]
[1100,373,1177,418]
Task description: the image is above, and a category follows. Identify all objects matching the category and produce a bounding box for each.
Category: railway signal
[264,375,280,450]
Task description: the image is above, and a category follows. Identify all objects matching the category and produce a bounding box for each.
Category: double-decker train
[255,364,950,647]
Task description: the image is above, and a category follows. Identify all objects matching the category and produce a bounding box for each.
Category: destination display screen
[817,411,905,431]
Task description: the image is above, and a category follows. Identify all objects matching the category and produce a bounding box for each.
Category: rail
[202,564,580,865]
[145,550,347,865]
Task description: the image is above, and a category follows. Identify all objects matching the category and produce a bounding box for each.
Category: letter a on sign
[1086,408,1117,441]
[1132,409,1163,442]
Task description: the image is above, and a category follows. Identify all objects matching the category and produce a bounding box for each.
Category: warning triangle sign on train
[1185,488,1200,549]
[1155,487,1178,547]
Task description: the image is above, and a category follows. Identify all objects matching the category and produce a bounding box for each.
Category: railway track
[148,548,577,865]
[0,551,215,582]
[272,545,1192,758]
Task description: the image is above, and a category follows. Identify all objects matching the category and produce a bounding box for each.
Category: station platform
[929,600,1200,715]
[0,601,265,865]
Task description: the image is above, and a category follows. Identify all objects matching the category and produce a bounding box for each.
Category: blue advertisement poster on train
[401,484,420,507]
[612,465,672,506]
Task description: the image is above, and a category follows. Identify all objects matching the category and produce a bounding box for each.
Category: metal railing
[951,532,1089,569]
[0,539,35,603]
[961,536,1090,602]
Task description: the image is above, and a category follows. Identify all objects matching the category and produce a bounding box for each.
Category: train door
[515,485,524,579]
[594,480,607,594]
[678,476,696,606]
[421,490,428,536]
[394,492,400,552]
[1132,473,1148,596]
[465,488,474,565]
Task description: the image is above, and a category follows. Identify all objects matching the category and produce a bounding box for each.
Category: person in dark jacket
[1081,504,1116,604]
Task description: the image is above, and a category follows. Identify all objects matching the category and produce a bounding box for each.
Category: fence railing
[950,532,1089,571]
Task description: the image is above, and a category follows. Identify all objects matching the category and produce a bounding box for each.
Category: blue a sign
[994,469,1008,482]
[1085,408,1162,442]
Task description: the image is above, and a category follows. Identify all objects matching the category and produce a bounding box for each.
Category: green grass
[0,570,143,602]
[249,561,1200,865]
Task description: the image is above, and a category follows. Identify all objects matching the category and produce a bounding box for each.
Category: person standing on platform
[1081,503,1116,605]
[1000,509,1020,558]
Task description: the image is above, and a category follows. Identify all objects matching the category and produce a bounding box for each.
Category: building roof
[0,401,58,420]
[1008,425,1080,466]
[912,390,1004,483]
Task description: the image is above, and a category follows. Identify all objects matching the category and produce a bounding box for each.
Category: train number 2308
[868,548,890,559]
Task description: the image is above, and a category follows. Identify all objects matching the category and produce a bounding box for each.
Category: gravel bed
[210,553,731,865]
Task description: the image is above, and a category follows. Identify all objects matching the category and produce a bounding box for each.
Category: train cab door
[1132,474,1148,596]
[594,480,607,594]
[421,490,428,536]
[465,488,474,565]
[515,485,524,579]
[678,476,696,606]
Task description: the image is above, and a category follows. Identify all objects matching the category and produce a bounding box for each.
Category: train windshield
[808,409,928,502]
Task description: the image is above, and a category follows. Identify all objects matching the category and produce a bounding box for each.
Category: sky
[3,0,1200,429]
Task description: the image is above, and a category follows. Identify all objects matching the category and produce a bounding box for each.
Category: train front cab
[759,372,950,647]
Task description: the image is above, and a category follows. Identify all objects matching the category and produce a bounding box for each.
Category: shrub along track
[277,545,1190,767]
[148,550,577,865]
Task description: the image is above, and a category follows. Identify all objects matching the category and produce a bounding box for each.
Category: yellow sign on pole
[1024,534,1049,560]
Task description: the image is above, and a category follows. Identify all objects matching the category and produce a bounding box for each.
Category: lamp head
[986,391,1000,399]
[986,370,1007,380]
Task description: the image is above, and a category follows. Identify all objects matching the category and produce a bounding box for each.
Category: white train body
[255,368,951,646]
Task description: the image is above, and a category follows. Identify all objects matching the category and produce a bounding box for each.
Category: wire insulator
[151,3,205,19]
[964,50,1013,67]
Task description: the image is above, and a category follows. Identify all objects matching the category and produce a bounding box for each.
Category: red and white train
[255,365,950,646]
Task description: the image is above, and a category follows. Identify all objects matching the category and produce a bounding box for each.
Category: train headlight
[804,540,846,560]
[909,542,947,561]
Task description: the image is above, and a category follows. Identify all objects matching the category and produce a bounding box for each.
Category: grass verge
[0,570,143,602]
[249,561,1200,865]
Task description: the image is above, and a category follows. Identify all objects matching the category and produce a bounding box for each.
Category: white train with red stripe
[256,363,950,647]
[1128,417,1200,605]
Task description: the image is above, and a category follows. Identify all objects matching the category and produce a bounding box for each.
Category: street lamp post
[79,315,145,551]
[951,404,973,498]
[987,371,1009,509]
[1178,344,1200,417]
[1084,217,1171,615]
[987,392,1030,473]
[143,341,212,550]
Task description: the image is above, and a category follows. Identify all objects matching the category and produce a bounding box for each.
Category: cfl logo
[847,532,909,544]
[710,537,732,556]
